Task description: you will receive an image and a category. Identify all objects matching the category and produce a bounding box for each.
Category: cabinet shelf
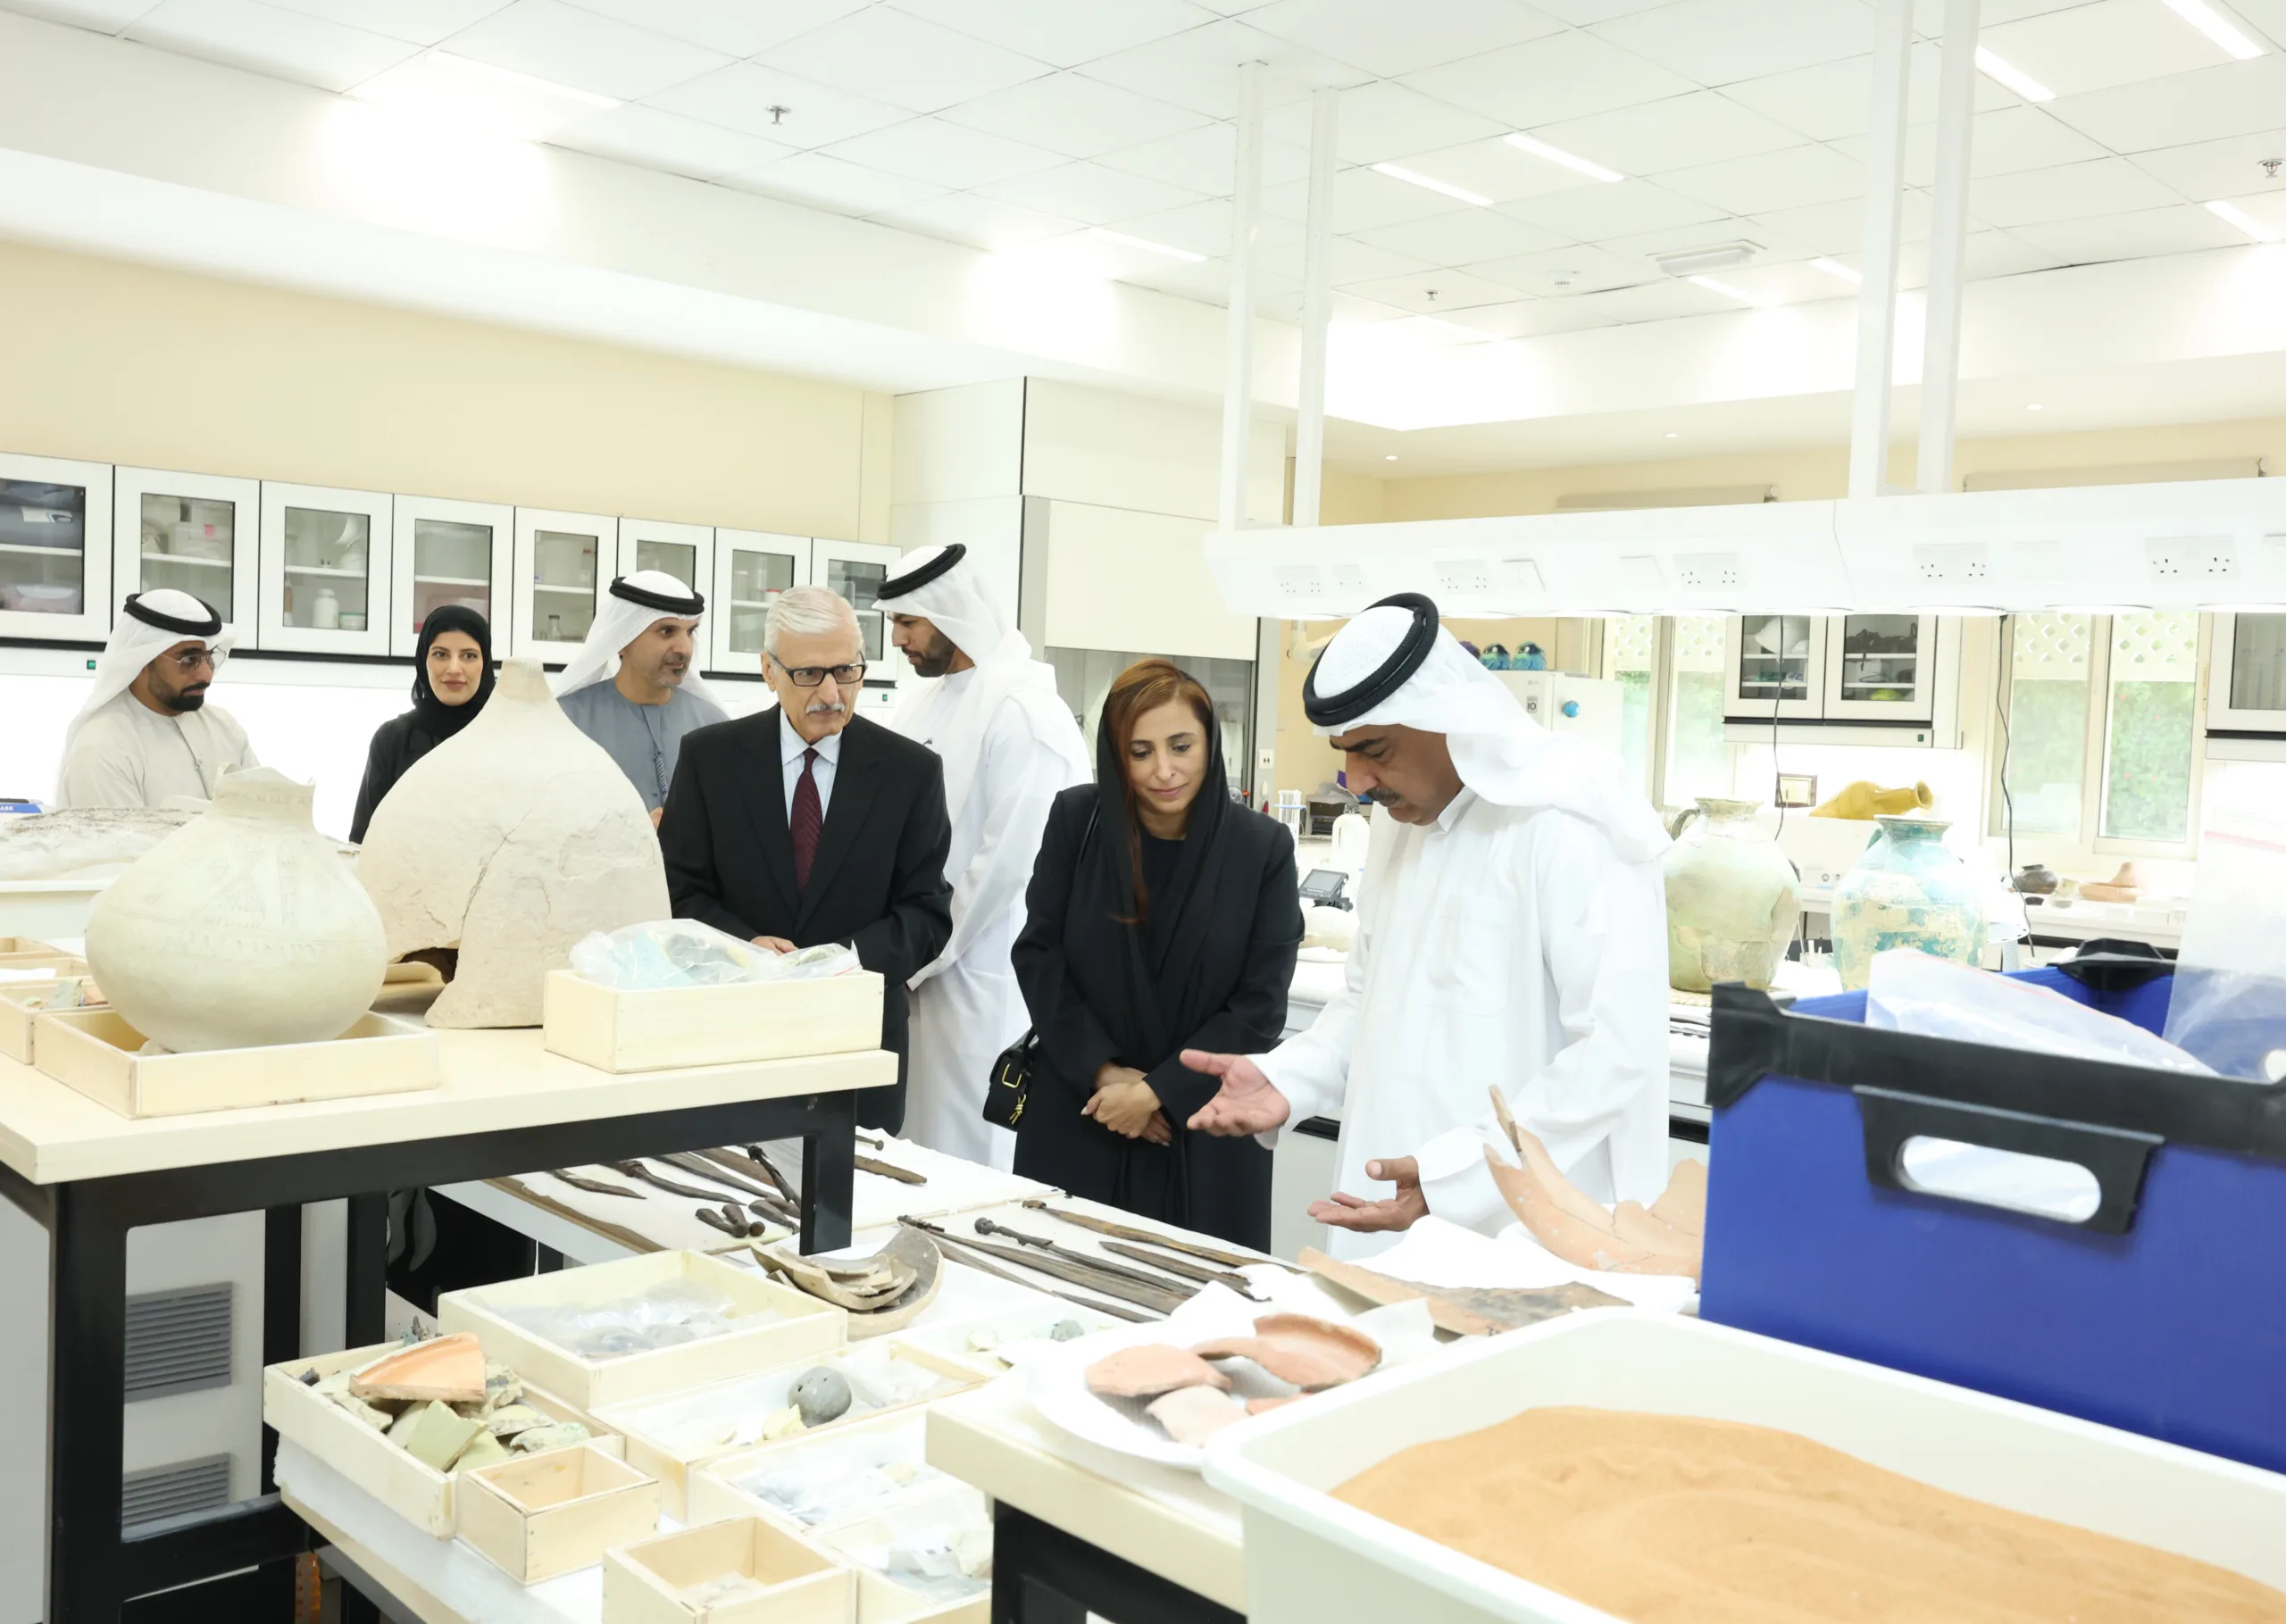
[142,552,231,569]
[285,564,368,579]
[0,542,79,558]
[533,583,592,596]
[413,574,490,587]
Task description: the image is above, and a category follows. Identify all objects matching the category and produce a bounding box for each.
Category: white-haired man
[875,545,1089,1169]
[55,589,259,808]
[658,586,954,1133]
[555,571,729,824]
[1186,592,1672,1260]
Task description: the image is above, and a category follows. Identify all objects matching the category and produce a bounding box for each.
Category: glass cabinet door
[258,482,392,655]
[113,469,259,637]
[1723,613,1824,719]
[615,519,713,604]
[1822,612,1937,721]
[811,537,908,681]
[2211,612,2286,733]
[0,451,113,643]
[709,529,806,673]
[389,497,511,658]
[512,507,608,662]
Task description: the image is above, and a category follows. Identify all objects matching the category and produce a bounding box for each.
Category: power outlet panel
[1912,542,1991,585]
[1435,557,1495,597]
[1675,552,1744,591]
[2145,535,2238,581]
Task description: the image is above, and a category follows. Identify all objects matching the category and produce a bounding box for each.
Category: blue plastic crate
[1699,961,2286,1474]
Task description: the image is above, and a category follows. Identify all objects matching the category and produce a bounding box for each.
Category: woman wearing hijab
[1010,659,1303,1249]
[349,605,496,842]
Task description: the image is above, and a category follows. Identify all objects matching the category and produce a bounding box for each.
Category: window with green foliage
[2100,611,2199,844]
[1666,616,1733,804]
[2000,613,2091,837]
[1604,614,1656,795]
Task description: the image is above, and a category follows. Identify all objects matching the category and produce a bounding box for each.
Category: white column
[1219,59,1266,534]
[1918,0,1981,495]
[1847,0,1915,502]
[1291,86,1339,529]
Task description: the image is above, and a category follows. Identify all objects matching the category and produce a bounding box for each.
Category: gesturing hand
[1308,1156,1428,1234]
[1181,1050,1291,1137]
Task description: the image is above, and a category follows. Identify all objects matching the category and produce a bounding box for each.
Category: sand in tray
[1333,1407,2286,1624]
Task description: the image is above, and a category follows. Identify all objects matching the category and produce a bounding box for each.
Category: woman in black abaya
[349,605,496,843]
[1011,659,1302,1251]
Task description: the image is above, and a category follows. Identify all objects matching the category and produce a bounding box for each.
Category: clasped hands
[1085,1063,1172,1145]
[1181,1049,1426,1234]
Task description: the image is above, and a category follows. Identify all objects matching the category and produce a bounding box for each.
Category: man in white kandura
[877,545,1089,1169]
[1188,592,1672,1259]
[555,571,730,824]
[54,589,259,808]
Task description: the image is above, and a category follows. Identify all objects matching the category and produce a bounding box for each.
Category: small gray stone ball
[1049,1319,1087,1342]
[789,1367,852,1428]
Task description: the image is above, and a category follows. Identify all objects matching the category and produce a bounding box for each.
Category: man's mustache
[805,699,847,717]
[1365,787,1402,805]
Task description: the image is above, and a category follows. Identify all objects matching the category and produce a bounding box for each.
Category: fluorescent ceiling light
[2206,198,2282,241]
[1654,241,1757,276]
[1502,133,1624,185]
[1372,162,1492,207]
[1689,274,1766,307]
[1974,46,2054,102]
[2158,0,2264,59]
[1086,228,1206,262]
[1811,257,1862,284]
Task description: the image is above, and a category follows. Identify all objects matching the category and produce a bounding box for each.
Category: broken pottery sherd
[399,1402,486,1471]
[349,1332,487,1405]
[507,1422,590,1454]
[1147,1385,1249,1445]
[1191,1313,1381,1391]
[483,1403,548,1439]
[1247,1395,1300,1416]
[451,1432,513,1475]
[1086,1344,1231,1401]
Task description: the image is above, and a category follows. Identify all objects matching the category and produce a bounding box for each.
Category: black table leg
[48,1180,129,1623]
[990,1505,1242,1624]
[536,1243,565,1272]
[261,1205,302,1495]
[800,1093,857,1255]
[346,1193,388,1345]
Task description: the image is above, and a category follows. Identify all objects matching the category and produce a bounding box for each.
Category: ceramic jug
[1830,815,1984,990]
[1662,798,1801,992]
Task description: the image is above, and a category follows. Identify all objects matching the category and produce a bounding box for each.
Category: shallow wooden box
[0,937,77,971]
[542,967,885,1073]
[32,1008,439,1118]
[686,1410,932,1534]
[603,1516,850,1624]
[0,967,96,1065]
[813,1484,994,1624]
[263,1342,619,1538]
[458,1443,663,1585]
[438,1249,847,1413]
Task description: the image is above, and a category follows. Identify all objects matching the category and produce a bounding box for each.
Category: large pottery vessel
[1662,798,1801,992]
[1830,815,1984,990]
[85,769,387,1051]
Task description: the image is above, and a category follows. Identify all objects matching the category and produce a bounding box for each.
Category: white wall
[1041,501,1261,662]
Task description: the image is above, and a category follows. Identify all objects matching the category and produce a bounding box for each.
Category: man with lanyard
[555,570,729,824]
[54,588,258,807]
[876,545,1089,1168]
[1186,592,1672,1258]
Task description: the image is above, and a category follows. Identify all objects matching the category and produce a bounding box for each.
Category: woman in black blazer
[1011,659,1303,1251]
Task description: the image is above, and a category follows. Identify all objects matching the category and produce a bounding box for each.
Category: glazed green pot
[1831,815,1984,990]
[1662,798,1802,992]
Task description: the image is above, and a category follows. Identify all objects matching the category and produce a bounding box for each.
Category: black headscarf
[409,604,496,741]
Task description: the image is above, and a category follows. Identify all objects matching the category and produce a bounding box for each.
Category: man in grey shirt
[553,571,729,822]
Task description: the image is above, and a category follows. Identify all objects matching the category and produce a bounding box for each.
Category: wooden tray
[542,968,884,1073]
[438,1250,847,1413]
[813,1485,993,1624]
[687,1410,934,1534]
[603,1516,849,1624]
[0,969,96,1066]
[0,937,78,972]
[458,1443,663,1584]
[263,1342,618,1538]
[32,1008,439,1118]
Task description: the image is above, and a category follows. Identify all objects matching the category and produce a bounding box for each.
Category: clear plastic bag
[485,1282,762,1361]
[569,919,861,990]
[1866,950,2213,1076]
[2165,799,2286,1080]
[730,1428,942,1525]
[820,1487,993,1604]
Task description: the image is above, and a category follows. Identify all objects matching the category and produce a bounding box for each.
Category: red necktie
[790,746,822,892]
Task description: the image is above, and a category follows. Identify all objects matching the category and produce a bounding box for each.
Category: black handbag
[982,803,1098,1132]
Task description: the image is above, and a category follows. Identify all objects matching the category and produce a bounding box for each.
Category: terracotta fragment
[1191,1314,1381,1390]
[1298,1249,1627,1337]
[1649,1158,1707,1238]
[1247,1395,1301,1416]
[1610,1202,1700,1260]
[1483,1147,1700,1281]
[1086,1344,1232,1400]
[1147,1385,1248,1445]
[349,1333,487,1405]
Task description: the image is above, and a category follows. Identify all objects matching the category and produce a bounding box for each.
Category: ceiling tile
[1106,197,1305,257]
[872,191,1080,251]
[975,159,1207,223]
[1076,17,1372,119]
[1338,268,1519,311]
[1594,216,1815,264]
[1398,29,1696,127]
[1525,0,1668,21]
[1245,0,1563,78]
[1117,256,1245,307]
[0,0,162,29]
[822,116,1066,187]
[1466,242,1664,294]
[1685,257,1856,305]
[1656,143,1865,214]
[720,150,947,214]
[438,0,729,100]
[1979,0,2245,100]
[1435,296,1622,336]
[1263,79,1507,164]
[124,0,414,90]
[1831,105,2109,185]
[942,71,1206,160]
[1916,0,2107,26]
[2237,0,2286,48]
[1965,154,2182,224]
[1327,290,1414,323]
[1498,178,1728,238]
[1563,277,1741,321]
[2010,200,2248,261]
[1097,123,1314,194]
[1531,91,1806,177]
[1590,0,1873,87]
[2044,54,2286,153]
[2130,129,2286,201]
[267,0,507,46]
[889,0,1217,71]
[1257,233,1437,284]
[1261,163,1474,230]
[2201,187,2286,231]
[1952,229,2069,280]
[756,7,1050,114]
[1722,44,2014,141]
[1351,207,1571,264]
[1373,136,1604,204]
[559,0,867,57]
[1748,189,1937,251]
[646,61,908,146]
[553,101,793,177]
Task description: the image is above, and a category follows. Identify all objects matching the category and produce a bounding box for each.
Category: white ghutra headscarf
[63,589,237,754]
[550,570,725,709]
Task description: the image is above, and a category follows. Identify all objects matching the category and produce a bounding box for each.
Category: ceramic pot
[1662,798,1801,992]
[1830,815,1984,990]
[2015,862,2059,896]
[85,769,387,1051]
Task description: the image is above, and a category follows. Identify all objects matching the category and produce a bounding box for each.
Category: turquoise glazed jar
[1830,815,1984,990]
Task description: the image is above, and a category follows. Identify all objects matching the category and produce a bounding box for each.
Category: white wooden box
[33,1008,439,1117]
[603,1516,850,1624]
[0,968,96,1065]
[542,968,884,1073]
[0,936,73,969]
[891,1303,1122,1384]
[438,1249,847,1413]
[458,1443,663,1585]
[262,1342,619,1538]
[812,1483,993,1624]
[687,1411,938,1533]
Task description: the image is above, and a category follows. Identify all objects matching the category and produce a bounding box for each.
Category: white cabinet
[0,452,113,642]
[1722,613,1828,721]
[259,482,393,655]
[709,529,806,674]
[112,468,257,636]
[512,507,610,663]
[811,538,909,682]
[1723,613,1959,744]
[389,496,512,657]
[1822,613,1940,723]
[615,519,713,600]
[2207,612,2286,738]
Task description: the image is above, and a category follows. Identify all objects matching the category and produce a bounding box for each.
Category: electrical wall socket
[1435,557,1495,596]
[1912,542,1990,584]
[2145,535,2237,581]
[1674,552,1743,591]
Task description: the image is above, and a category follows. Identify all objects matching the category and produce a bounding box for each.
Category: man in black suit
[658,586,953,1131]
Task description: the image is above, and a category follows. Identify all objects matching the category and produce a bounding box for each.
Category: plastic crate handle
[1855,1086,2162,1236]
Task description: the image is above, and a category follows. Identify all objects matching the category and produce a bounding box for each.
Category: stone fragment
[484,1403,548,1438]
[350,1333,486,1405]
[452,1432,513,1474]
[507,1422,591,1454]
[399,1402,486,1471]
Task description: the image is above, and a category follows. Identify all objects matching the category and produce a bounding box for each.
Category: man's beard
[163,685,208,714]
[657,659,688,686]
[908,631,959,679]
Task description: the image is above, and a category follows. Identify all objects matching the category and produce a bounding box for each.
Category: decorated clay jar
[1830,815,1985,991]
[1662,798,1801,992]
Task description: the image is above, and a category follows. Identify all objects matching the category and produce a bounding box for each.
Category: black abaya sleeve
[1013,791,1122,1101]
[349,716,409,845]
[1142,822,1303,1120]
